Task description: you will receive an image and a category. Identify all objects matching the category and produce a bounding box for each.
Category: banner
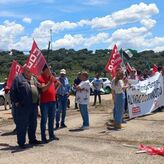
[127,72,164,119]
[26,40,46,76]
[105,44,122,78]
[7,60,23,88]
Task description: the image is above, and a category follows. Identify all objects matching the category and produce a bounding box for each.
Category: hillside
[0,49,164,83]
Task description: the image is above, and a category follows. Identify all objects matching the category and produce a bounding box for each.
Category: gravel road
[0,95,164,164]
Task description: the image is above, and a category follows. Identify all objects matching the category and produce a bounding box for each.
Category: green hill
[0,48,164,83]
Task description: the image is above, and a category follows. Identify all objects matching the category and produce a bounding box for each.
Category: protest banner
[105,44,122,79]
[7,60,23,88]
[127,72,164,119]
[26,40,46,76]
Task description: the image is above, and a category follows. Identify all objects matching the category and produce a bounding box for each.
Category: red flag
[152,64,158,72]
[7,60,23,88]
[105,44,122,78]
[125,62,133,73]
[139,144,164,156]
[26,40,46,76]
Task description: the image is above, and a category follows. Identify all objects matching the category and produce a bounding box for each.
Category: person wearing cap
[76,71,91,129]
[38,64,61,143]
[56,69,70,129]
[10,65,41,148]
[3,78,12,110]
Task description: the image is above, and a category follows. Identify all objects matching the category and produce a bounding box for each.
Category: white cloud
[52,32,109,49]
[84,33,109,48]
[0,2,163,52]
[22,17,32,24]
[90,3,159,29]
[53,34,85,49]
[0,20,24,50]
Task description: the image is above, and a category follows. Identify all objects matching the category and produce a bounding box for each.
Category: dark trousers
[93,90,101,105]
[56,95,67,125]
[40,102,56,141]
[15,104,37,146]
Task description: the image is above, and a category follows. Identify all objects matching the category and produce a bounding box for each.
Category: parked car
[0,82,5,106]
[89,77,112,94]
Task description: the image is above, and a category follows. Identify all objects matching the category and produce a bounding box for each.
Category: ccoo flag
[26,40,46,76]
[7,60,23,88]
[105,44,123,78]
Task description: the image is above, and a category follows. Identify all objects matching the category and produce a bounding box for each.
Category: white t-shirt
[92,78,103,91]
[76,80,91,104]
[111,79,124,94]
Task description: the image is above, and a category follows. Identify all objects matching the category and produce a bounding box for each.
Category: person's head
[23,64,32,80]
[60,69,66,78]
[42,64,51,77]
[115,70,124,85]
[95,73,100,79]
[81,71,89,81]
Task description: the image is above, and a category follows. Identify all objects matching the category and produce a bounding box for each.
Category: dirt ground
[0,95,164,164]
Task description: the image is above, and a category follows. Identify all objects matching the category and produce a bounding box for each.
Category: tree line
[0,48,164,83]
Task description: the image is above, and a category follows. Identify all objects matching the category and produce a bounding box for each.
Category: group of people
[110,65,164,129]
[2,63,164,148]
[9,65,71,148]
[7,64,92,149]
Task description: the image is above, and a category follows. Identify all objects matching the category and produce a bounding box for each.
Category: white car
[0,82,5,106]
[89,77,112,94]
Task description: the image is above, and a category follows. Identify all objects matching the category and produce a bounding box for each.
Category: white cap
[60,69,66,74]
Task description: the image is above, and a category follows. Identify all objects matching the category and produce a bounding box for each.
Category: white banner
[127,73,164,119]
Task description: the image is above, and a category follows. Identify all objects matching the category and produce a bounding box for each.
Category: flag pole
[46,29,52,63]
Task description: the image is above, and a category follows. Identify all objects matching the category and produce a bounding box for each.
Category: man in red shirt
[38,64,61,143]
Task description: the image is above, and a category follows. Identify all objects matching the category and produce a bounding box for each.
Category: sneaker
[114,124,125,129]
[60,124,67,128]
[80,126,89,130]
[29,139,42,145]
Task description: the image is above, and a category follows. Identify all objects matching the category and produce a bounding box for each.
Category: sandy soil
[0,95,164,164]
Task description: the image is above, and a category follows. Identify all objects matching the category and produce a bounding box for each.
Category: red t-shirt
[38,74,57,103]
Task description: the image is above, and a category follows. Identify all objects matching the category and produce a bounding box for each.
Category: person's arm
[55,80,61,92]
[40,76,55,92]
[119,80,129,91]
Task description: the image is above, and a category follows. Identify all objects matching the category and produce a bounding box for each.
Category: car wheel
[0,96,5,106]
[104,87,111,94]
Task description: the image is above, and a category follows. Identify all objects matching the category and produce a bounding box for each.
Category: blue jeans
[40,102,56,140]
[56,95,68,125]
[79,104,89,127]
[113,93,125,124]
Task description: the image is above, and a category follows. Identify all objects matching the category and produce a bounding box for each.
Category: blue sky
[0,0,164,52]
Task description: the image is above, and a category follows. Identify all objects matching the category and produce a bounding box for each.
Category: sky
[0,0,164,52]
